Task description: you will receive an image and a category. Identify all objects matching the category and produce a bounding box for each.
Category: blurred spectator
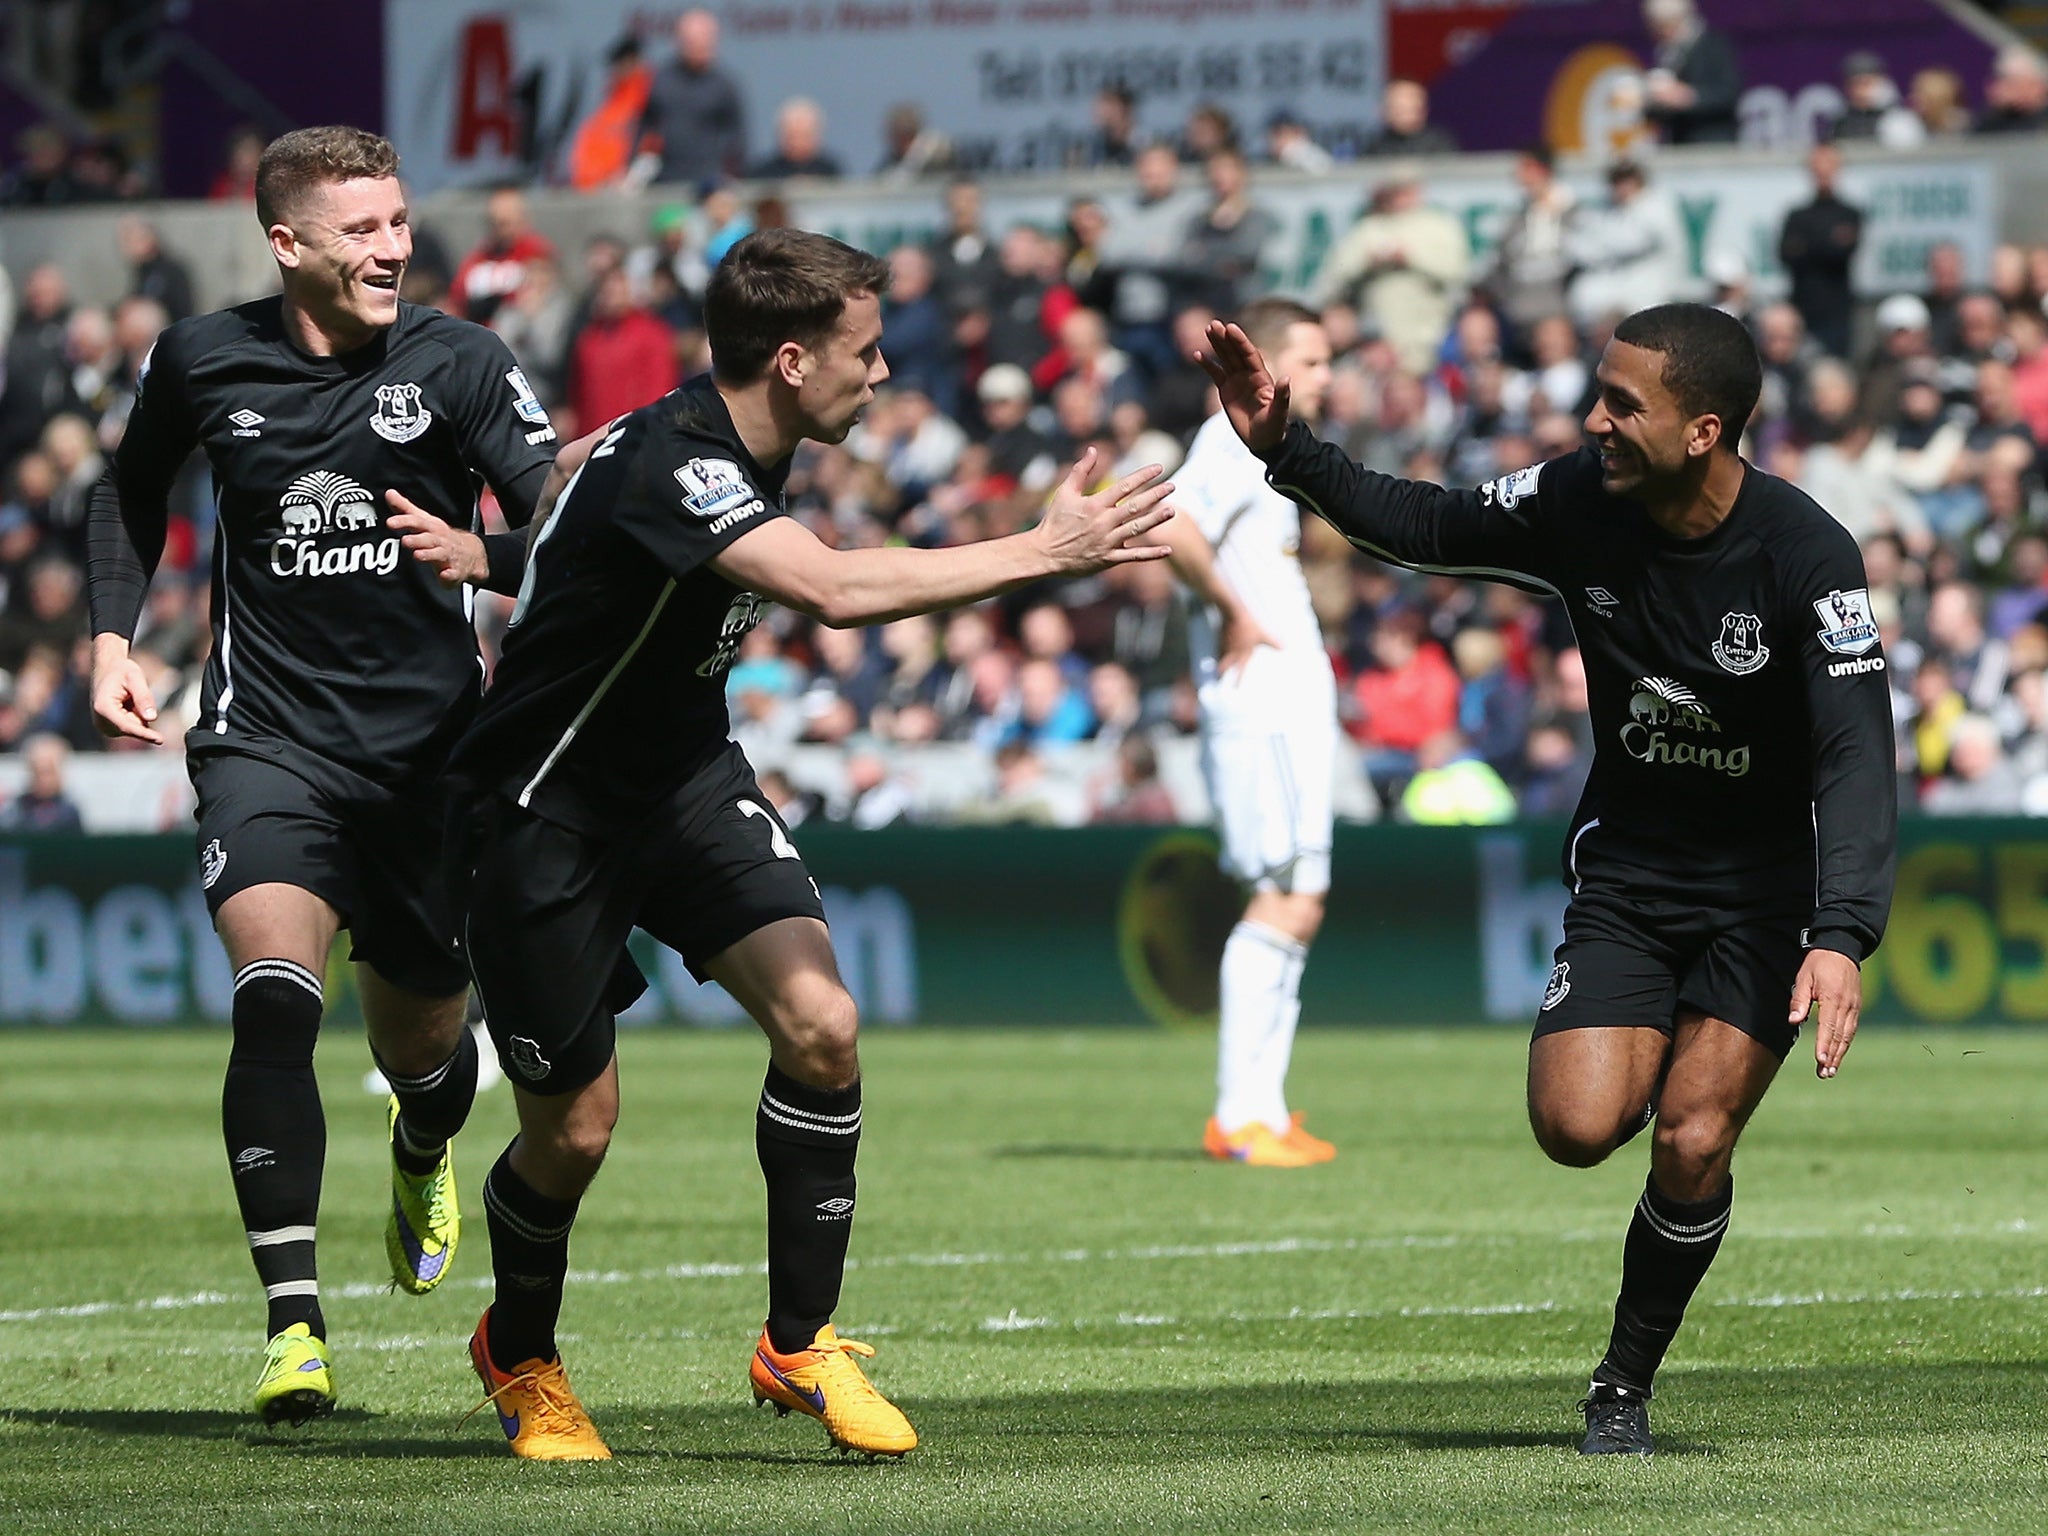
[2,126,81,206]
[567,268,677,430]
[1352,609,1458,802]
[1567,160,1685,331]
[1091,733,1178,823]
[1264,109,1334,175]
[1641,0,1741,145]
[752,97,843,180]
[0,733,82,833]
[829,741,915,828]
[1452,627,1532,784]
[976,365,1056,487]
[451,187,556,326]
[1097,144,1201,375]
[117,218,194,323]
[1006,655,1095,745]
[1859,293,1934,428]
[1923,242,1969,358]
[1315,163,1469,377]
[1086,661,1145,748]
[927,178,999,317]
[209,125,265,202]
[639,10,748,186]
[1366,79,1457,157]
[1832,52,1924,147]
[1977,46,2048,135]
[756,766,822,829]
[879,245,958,417]
[962,740,1083,825]
[1078,85,1141,170]
[1928,580,2010,713]
[1777,143,1861,361]
[1923,714,2023,813]
[490,253,576,409]
[1183,149,1277,314]
[1909,67,1973,140]
[877,102,954,181]
[39,414,102,563]
[1180,102,1239,163]
[1399,728,1517,824]
[1521,721,1591,818]
[0,265,76,458]
[568,37,654,191]
[984,225,1063,378]
[0,557,84,672]
[1484,146,1579,348]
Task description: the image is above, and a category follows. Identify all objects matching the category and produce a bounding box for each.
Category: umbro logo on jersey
[369,381,433,444]
[229,409,265,437]
[815,1198,854,1221]
[1584,586,1617,616]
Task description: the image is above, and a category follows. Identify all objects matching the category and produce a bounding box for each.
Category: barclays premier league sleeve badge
[1812,588,1879,656]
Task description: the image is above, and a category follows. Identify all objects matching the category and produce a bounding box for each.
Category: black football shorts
[1532,878,1809,1060]
[453,742,828,1095]
[188,739,469,997]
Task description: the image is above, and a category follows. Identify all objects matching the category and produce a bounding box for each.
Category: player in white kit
[1158,299,1340,1167]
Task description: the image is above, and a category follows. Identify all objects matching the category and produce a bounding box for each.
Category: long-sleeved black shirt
[1259,427,1896,961]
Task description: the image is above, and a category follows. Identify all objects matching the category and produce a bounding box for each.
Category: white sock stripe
[262,1280,320,1300]
[246,1225,316,1248]
[482,1181,576,1243]
[1637,1197,1731,1244]
[234,961,324,1002]
[760,1091,862,1128]
[395,1120,445,1159]
[384,1053,457,1094]
[759,1098,862,1136]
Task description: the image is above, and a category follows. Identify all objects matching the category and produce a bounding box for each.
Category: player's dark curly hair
[706,229,890,384]
[255,126,401,229]
[1613,303,1763,445]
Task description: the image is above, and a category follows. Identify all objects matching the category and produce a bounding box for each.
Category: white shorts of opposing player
[1200,648,1338,1135]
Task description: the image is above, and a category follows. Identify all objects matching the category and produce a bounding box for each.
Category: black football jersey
[105,297,556,785]
[449,376,790,835]
[1259,428,1896,960]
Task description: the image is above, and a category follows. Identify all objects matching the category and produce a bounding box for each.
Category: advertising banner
[5,821,2046,1030]
[385,0,1387,193]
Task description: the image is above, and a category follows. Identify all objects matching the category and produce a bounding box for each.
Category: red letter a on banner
[454,17,517,160]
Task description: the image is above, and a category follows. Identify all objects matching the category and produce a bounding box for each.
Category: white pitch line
[0,1222,2039,1328]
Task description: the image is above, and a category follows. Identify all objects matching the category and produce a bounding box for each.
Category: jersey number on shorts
[737,799,798,859]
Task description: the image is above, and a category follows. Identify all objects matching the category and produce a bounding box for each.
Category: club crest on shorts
[507,1035,552,1081]
[1813,587,1880,656]
[1541,960,1571,1011]
[200,838,228,890]
[1711,612,1770,675]
[368,381,432,444]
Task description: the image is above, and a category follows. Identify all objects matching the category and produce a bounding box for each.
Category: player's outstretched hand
[89,635,163,746]
[1789,948,1862,1079]
[1196,320,1290,454]
[1035,449,1175,574]
[385,489,488,587]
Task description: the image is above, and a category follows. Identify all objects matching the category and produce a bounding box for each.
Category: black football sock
[756,1064,861,1354]
[381,1024,478,1176]
[482,1146,580,1372]
[1595,1173,1733,1394]
[223,959,327,1340]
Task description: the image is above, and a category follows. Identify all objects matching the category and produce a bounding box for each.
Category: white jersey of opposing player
[1177,409,1337,894]
[1177,410,1335,711]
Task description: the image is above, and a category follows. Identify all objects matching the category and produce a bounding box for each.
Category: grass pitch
[2,1024,2045,1535]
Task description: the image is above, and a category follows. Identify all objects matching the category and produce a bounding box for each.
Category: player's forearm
[85,470,162,642]
[795,535,1055,628]
[1257,420,1476,573]
[1808,690,1899,960]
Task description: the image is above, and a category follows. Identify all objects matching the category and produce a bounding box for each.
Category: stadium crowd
[6,20,2048,829]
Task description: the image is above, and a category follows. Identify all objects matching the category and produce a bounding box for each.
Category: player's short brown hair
[706,228,891,384]
[1236,297,1320,357]
[255,126,401,229]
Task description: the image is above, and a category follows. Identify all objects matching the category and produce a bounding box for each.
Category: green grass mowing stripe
[3,1026,2046,1535]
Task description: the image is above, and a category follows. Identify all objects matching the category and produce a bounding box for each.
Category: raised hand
[1034,448,1176,575]
[1196,320,1291,454]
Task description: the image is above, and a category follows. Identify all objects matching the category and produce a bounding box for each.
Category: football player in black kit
[440,228,1176,1461]
[1200,303,1895,1457]
[84,127,563,1424]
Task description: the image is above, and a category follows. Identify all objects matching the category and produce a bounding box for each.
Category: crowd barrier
[2,819,2043,1029]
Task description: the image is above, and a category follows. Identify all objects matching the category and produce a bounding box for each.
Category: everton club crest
[1711,612,1769,676]
[369,381,432,444]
